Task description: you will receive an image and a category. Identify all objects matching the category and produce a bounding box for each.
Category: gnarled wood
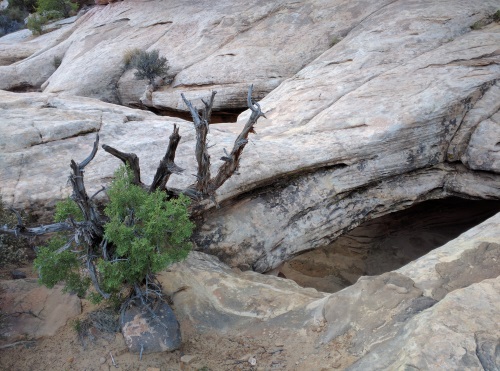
[149,124,183,193]
[101,145,142,186]
[182,91,216,196]
[208,85,265,195]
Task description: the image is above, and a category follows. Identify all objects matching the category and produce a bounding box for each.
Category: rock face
[161,213,500,369]
[121,300,181,354]
[281,198,500,293]
[1,0,500,272]
[0,279,81,342]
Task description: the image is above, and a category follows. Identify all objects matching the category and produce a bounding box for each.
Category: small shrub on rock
[132,49,169,85]
[36,0,77,18]
[122,48,141,69]
[27,13,46,34]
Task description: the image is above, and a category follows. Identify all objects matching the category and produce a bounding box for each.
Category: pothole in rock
[278,197,500,293]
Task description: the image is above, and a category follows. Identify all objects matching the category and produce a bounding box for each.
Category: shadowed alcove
[279,197,500,293]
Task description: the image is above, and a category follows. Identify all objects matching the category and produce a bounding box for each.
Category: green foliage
[494,10,500,23]
[71,318,82,334]
[122,48,141,69]
[100,165,193,294]
[36,0,77,18]
[0,196,28,266]
[27,13,46,35]
[9,0,37,12]
[132,49,169,84]
[54,197,83,222]
[34,235,90,297]
[34,165,193,302]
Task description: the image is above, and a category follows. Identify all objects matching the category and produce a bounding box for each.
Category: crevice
[474,332,500,371]
[30,128,100,147]
[446,79,498,160]
[5,83,41,93]
[128,103,246,124]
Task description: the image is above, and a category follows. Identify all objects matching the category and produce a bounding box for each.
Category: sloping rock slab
[0,279,81,342]
[348,277,500,370]
[159,212,500,368]
[158,251,327,335]
[121,300,181,353]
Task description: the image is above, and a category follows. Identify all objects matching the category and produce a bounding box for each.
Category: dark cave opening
[132,105,246,123]
[280,197,500,293]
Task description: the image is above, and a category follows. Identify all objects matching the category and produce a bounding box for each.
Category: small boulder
[10,270,26,279]
[121,299,181,354]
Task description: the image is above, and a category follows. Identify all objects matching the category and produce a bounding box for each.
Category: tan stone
[0,279,81,342]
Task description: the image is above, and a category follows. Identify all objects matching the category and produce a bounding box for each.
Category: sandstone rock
[1,1,500,273]
[158,213,500,368]
[121,299,181,353]
[397,212,500,300]
[348,277,500,370]
[281,198,500,293]
[158,252,326,335]
[0,279,81,342]
[10,270,26,279]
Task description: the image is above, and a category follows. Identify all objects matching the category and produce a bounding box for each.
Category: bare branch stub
[181,92,217,197]
[102,145,142,186]
[207,85,265,195]
[70,134,104,245]
[0,134,104,241]
[0,220,75,237]
[149,124,183,193]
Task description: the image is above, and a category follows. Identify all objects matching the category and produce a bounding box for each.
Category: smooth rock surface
[348,278,500,370]
[0,279,81,342]
[161,213,500,368]
[1,0,500,271]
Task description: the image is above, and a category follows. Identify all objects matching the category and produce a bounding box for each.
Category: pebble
[99,357,106,365]
[180,354,196,364]
[248,356,257,366]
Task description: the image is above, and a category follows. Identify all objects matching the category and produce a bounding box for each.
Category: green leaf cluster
[100,166,193,293]
[132,50,169,84]
[34,165,193,302]
[54,197,83,222]
[34,235,90,297]
[36,0,77,18]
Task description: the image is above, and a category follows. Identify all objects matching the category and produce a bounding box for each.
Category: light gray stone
[1,0,499,272]
[0,279,81,342]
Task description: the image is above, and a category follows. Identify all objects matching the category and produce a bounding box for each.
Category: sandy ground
[0,261,326,371]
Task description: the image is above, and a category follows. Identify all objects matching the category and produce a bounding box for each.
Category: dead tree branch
[207,85,265,195]
[101,145,141,186]
[181,91,217,197]
[0,86,264,310]
[149,124,183,193]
